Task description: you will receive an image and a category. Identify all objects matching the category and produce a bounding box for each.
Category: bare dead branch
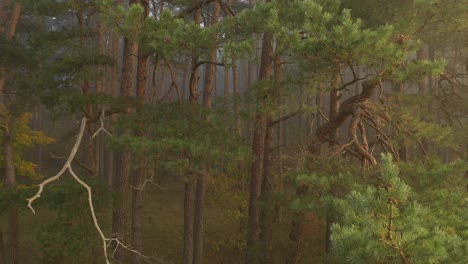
[92,109,112,139]
[27,117,150,264]
[28,118,88,214]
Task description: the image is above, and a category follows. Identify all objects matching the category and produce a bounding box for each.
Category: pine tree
[332,153,467,264]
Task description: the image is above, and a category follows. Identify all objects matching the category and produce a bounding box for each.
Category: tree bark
[84,80,97,177]
[259,55,281,261]
[183,177,196,264]
[183,4,201,264]
[6,207,18,264]
[0,228,5,264]
[232,58,241,136]
[76,9,97,177]
[3,120,18,264]
[0,5,20,263]
[325,73,341,253]
[111,1,138,261]
[193,168,205,264]
[0,2,21,95]
[417,47,431,156]
[258,119,274,259]
[112,150,132,262]
[308,79,379,156]
[246,27,274,263]
[131,1,149,263]
[193,3,220,264]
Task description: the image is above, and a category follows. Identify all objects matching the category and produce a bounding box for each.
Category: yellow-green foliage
[0,110,54,180]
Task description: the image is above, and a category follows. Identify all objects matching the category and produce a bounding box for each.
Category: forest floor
[1,177,326,263]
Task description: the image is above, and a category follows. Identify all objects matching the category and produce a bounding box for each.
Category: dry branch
[27,116,151,264]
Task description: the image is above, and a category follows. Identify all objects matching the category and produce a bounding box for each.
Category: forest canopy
[0,0,467,263]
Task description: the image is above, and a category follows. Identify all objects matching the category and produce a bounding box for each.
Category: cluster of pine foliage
[0,0,467,263]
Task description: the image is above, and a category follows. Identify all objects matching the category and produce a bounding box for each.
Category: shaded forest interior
[0,0,467,263]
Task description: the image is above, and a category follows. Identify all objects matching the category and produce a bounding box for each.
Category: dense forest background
[0,0,467,263]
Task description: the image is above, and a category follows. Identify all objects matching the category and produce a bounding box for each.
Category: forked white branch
[26,116,152,264]
[93,109,112,139]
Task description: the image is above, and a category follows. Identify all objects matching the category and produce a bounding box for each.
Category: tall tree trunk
[111,1,138,261]
[325,73,341,253]
[392,82,408,161]
[112,150,132,262]
[83,80,96,177]
[193,169,205,264]
[105,26,118,185]
[246,28,274,264]
[417,47,430,155]
[258,120,274,260]
[3,120,18,264]
[0,4,20,264]
[131,2,149,263]
[232,58,241,136]
[76,9,97,177]
[183,177,195,264]
[0,228,5,264]
[183,5,201,264]
[0,2,21,95]
[95,18,107,180]
[259,55,281,261]
[6,207,18,264]
[193,3,220,264]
